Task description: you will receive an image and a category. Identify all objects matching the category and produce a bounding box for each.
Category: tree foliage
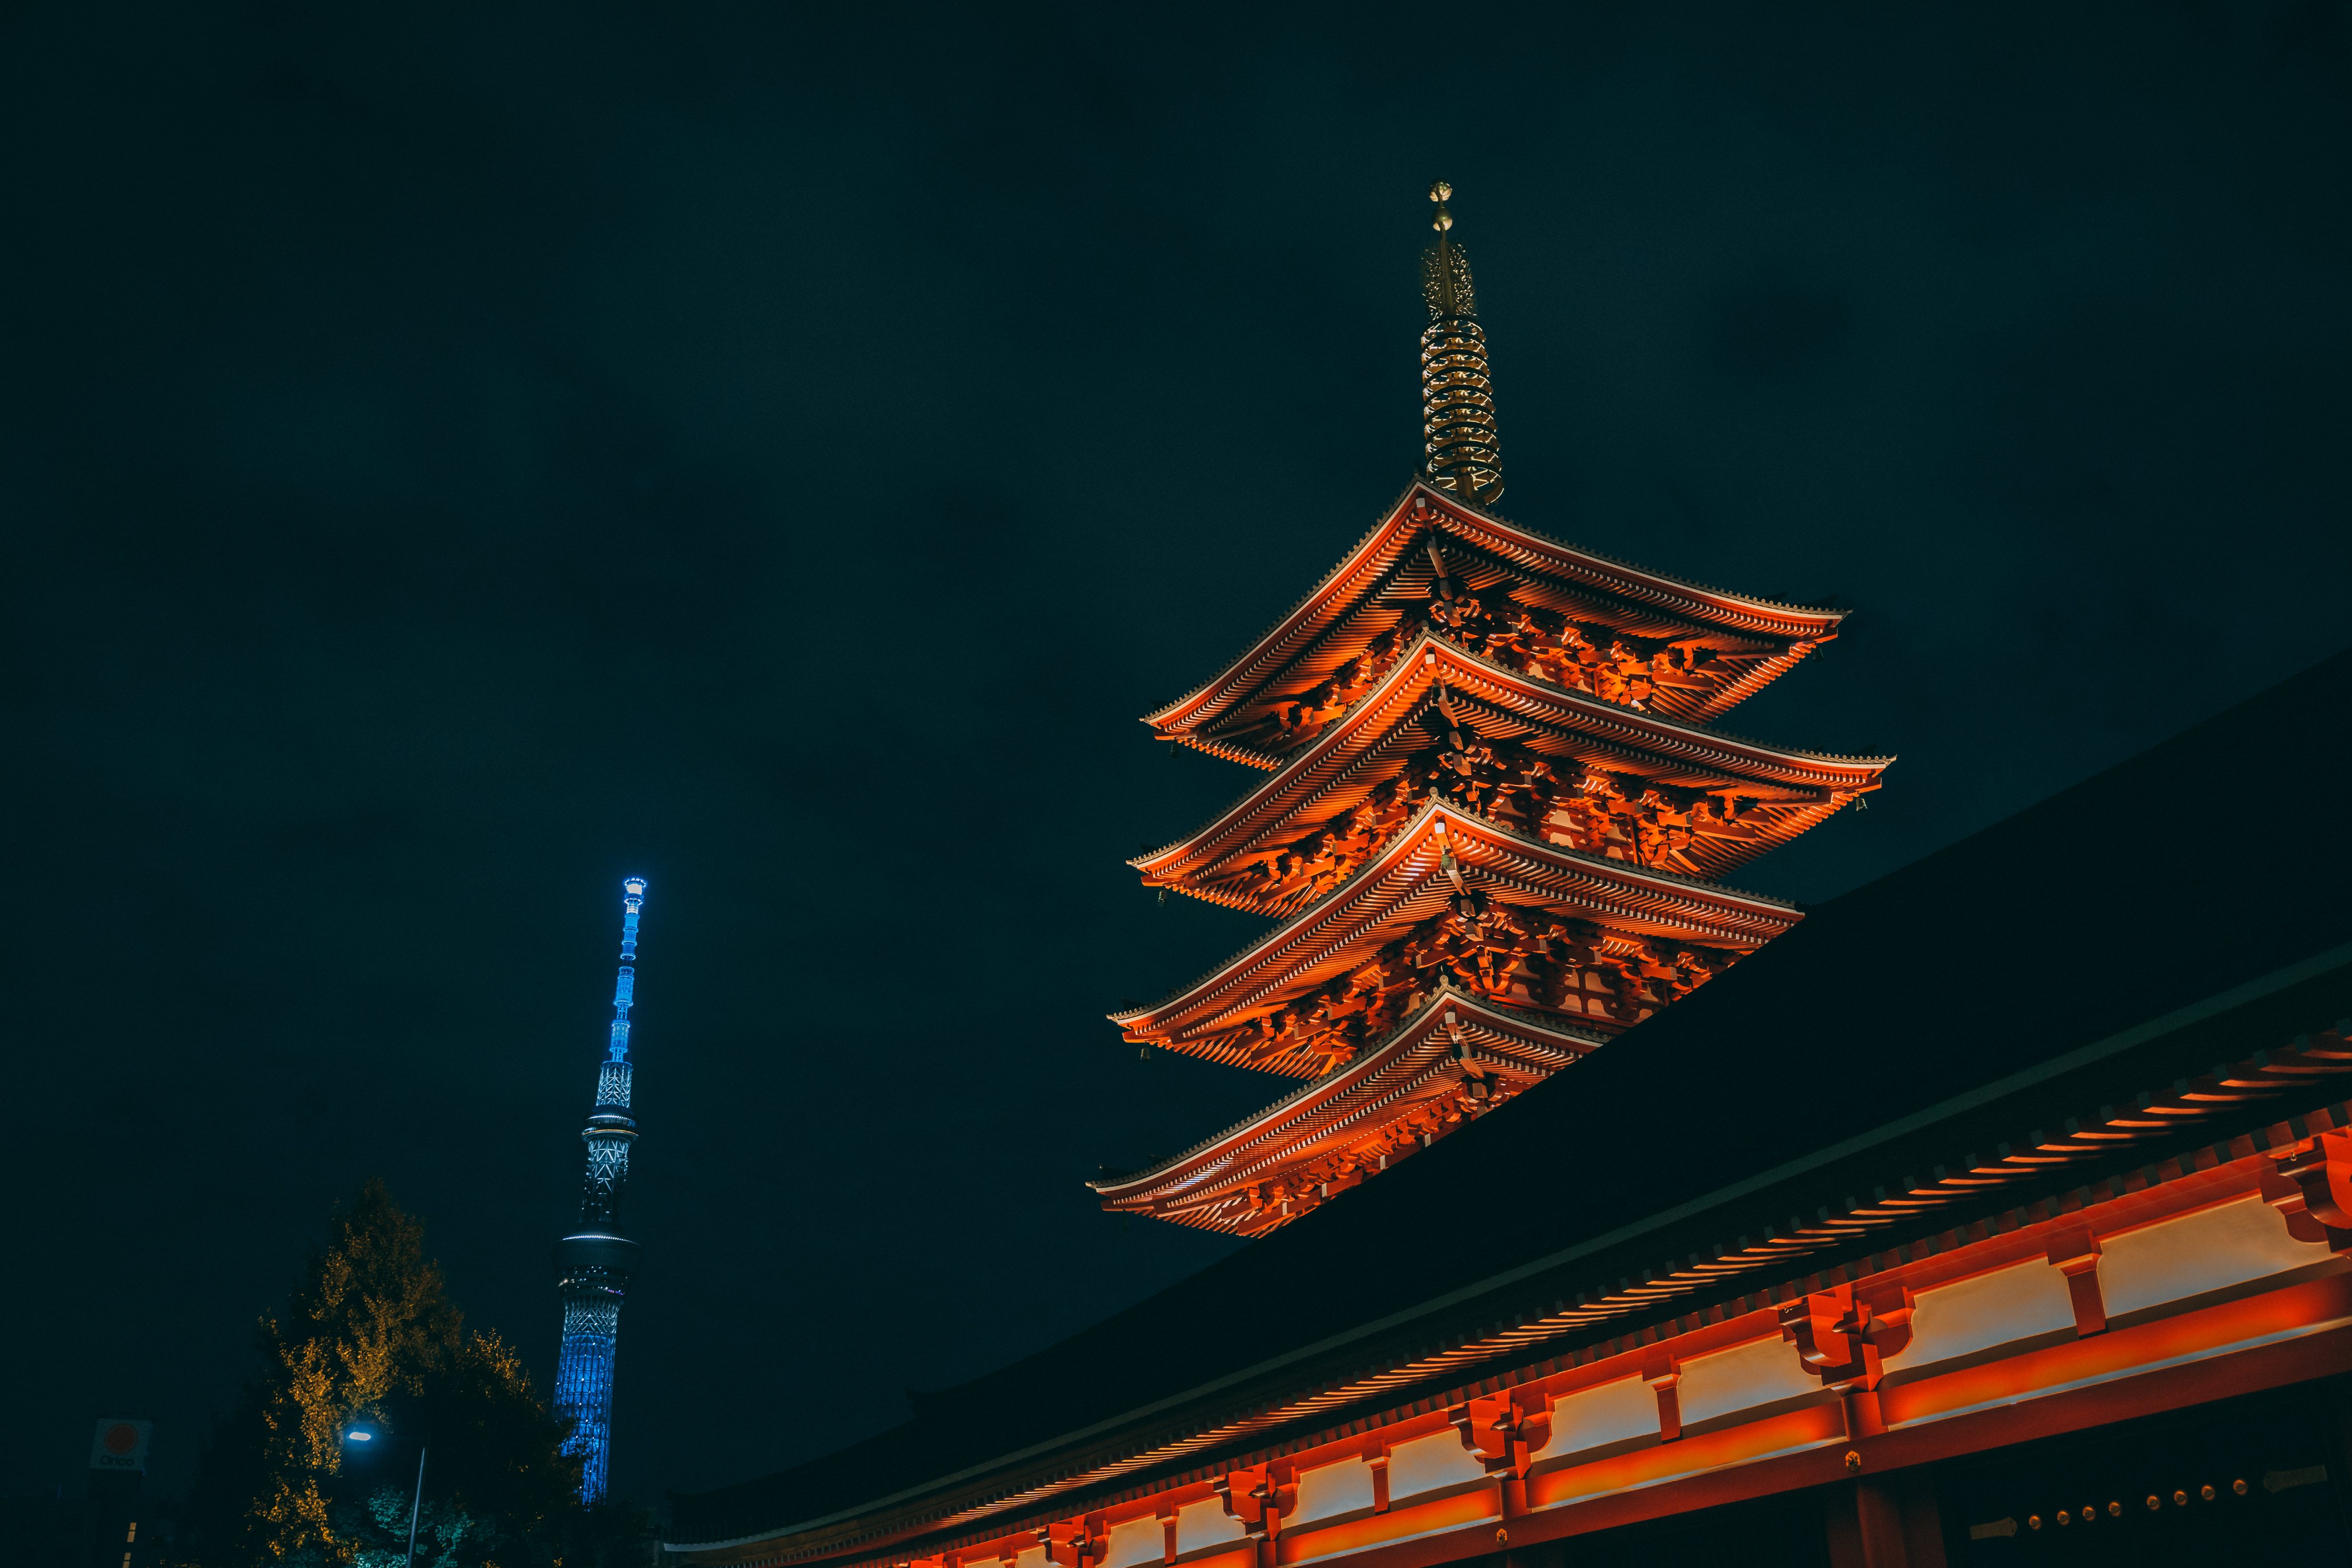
[184,1180,653,1568]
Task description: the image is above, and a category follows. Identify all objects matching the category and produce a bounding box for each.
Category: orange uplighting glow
[1879,1271,2352,1429]
[1185,1548,1256,1568]
[1277,1487,1497,1566]
[1530,1404,1846,1512]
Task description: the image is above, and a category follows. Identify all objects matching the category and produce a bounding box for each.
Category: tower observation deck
[552,876,649,1504]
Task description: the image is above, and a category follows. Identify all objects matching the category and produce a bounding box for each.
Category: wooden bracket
[1779,1280,1914,1391]
[1452,1391,1552,1477]
[2045,1226,2107,1335]
[1042,1520,1099,1568]
[1214,1466,1291,1539]
[2272,1129,2352,1250]
[1641,1348,1684,1442]
[1156,1504,1177,1566]
[1365,1449,1391,1514]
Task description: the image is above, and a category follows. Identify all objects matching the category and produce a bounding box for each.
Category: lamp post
[342,1424,428,1568]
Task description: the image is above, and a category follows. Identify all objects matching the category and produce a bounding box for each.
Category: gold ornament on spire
[1419,180,1502,506]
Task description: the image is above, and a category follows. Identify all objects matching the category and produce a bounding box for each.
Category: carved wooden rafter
[1417,575,1730,716]
[1236,597,1750,752]
[1117,803,1799,1081]
[1204,735,1787,911]
[1230,895,1739,1075]
[1136,634,1887,908]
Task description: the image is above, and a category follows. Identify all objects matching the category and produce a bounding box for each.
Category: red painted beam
[1265,1292,2352,1568]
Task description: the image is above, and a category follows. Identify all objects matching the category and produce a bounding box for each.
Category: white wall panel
[1174,1500,1247,1556]
[2100,1196,2327,1319]
[1676,1336,1821,1428]
[1902,1258,2077,1369]
[1384,1430,1487,1499]
[1289,1459,1374,1525]
[1103,1518,1163,1568]
[1534,1376,1655,1458]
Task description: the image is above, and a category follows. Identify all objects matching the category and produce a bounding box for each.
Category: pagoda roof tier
[1110,800,1800,1076]
[1146,481,1847,753]
[1134,632,1889,913]
[1093,984,1603,1235]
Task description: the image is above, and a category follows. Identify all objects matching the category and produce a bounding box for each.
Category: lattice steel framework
[552,877,648,1504]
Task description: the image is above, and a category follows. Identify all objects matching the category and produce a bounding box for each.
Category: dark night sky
[5,1,2348,1511]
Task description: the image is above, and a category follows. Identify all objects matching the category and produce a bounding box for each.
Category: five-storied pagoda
[1097,185,1890,1236]
[666,185,2352,1568]
[553,876,651,1504]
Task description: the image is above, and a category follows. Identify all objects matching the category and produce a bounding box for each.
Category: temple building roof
[1146,482,1849,756]
[668,646,2352,1562]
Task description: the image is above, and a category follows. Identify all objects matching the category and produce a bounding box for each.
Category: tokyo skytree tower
[552,877,649,1503]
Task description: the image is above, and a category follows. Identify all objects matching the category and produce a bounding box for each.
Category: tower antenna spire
[1419,180,1503,506]
[552,876,650,1504]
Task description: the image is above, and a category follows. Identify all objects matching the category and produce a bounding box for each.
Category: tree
[183,1180,653,1568]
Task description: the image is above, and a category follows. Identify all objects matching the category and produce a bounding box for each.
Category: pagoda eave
[1151,793,1858,921]
[1130,632,1890,898]
[1148,631,1894,791]
[1096,984,1604,1233]
[1142,481,1847,741]
[1112,802,1800,1065]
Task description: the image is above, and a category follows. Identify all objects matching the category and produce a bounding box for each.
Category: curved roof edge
[1143,478,1850,734]
[1091,983,1605,1199]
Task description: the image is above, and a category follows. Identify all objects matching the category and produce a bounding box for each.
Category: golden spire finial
[1418,182,1502,506]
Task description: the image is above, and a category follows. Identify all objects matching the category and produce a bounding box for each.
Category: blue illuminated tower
[552,877,648,1504]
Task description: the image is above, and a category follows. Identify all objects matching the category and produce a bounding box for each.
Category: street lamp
[342,1423,427,1568]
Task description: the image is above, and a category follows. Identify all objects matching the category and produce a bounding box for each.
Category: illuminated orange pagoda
[1097,184,1889,1235]
[666,189,2352,1566]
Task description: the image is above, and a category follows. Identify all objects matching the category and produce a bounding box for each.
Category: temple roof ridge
[1142,478,1851,735]
[1108,797,1799,1030]
[1093,982,1604,1195]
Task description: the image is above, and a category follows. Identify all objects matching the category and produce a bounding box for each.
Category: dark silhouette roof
[671,645,2352,1548]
